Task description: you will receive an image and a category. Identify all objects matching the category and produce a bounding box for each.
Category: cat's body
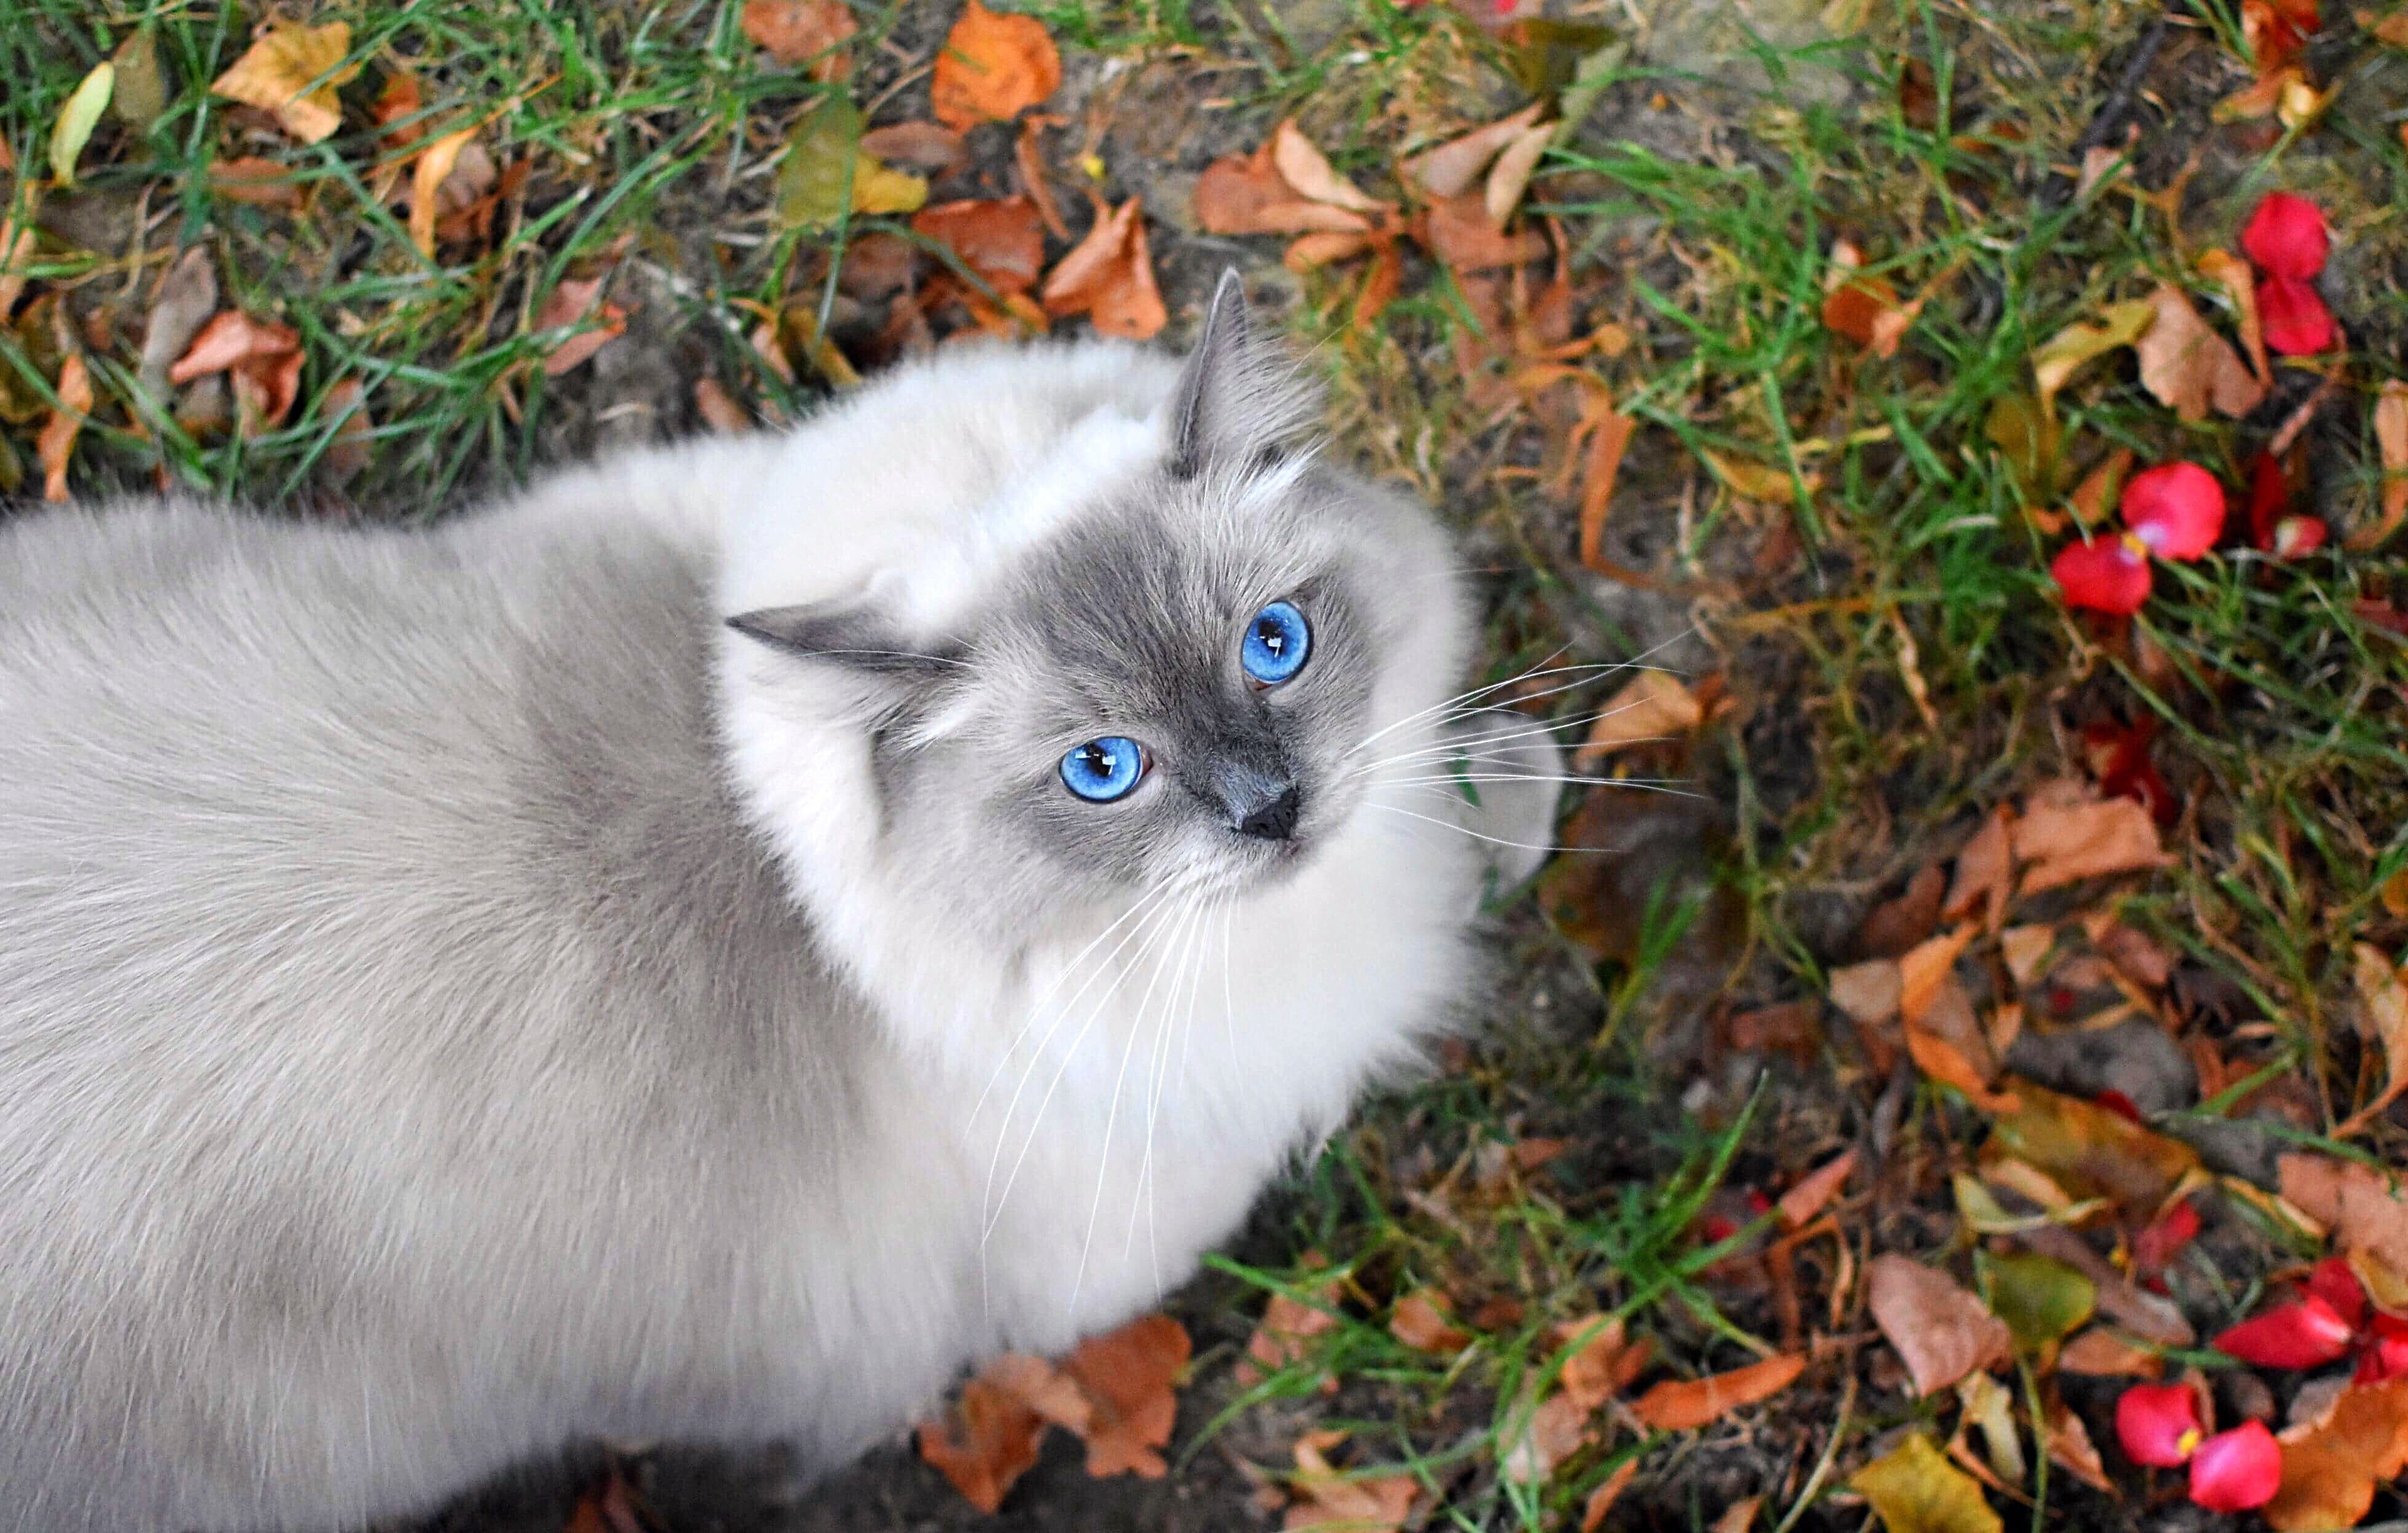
[0,282,1556,1532]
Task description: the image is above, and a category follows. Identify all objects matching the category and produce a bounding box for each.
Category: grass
[7,0,2408,1528]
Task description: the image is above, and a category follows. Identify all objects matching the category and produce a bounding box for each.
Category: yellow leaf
[49,61,115,187]
[1850,1433,2003,1533]
[408,127,478,259]
[851,157,927,216]
[2030,298,2154,412]
[211,21,361,145]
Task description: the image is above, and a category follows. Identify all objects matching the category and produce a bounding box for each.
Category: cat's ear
[725,603,964,679]
[1166,270,1317,479]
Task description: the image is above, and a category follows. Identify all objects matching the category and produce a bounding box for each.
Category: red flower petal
[2135,1199,2202,1278]
[2358,1314,2408,1383]
[2307,1257,2367,1332]
[2094,1089,2144,1123]
[2121,462,2225,561]
[2052,537,2152,614]
[2214,1294,2358,1369]
[2116,1382,2206,1467]
[2246,452,2289,547]
[2259,275,2337,356]
[2187,1421,2282,1513]
[2242,192,2329,280]
[2269,515,2328,558]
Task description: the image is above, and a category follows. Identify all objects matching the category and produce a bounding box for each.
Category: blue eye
[1241,600,1311,686]
[1060,736,1147,802]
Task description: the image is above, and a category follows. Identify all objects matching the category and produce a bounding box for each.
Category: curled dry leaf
[37,353,92,504]
[2045,1398,2115,1494]
[1417,192,1548,273]
[1237,1270,1341,1389]
[2264,1376,2408,1532]
[1850,1432,2003,1533]
[2345,942,2408,1128]
[1629,1352,1805,1432]
[169,310,304,435]
[986,1351,1094,1432]
[1400,101,1546,199]
[137,246,219,396]
[2058,1327,2162,1378]
[914,197,1046,293]
[49,61,114,189]
[1389,1290,1470,1354]
[1040,199,1166,340]
[930,0,1061,131]
[1573,395,1634,574]
[0,195,38,318]
[2010,791,2172,896]
[1193,141,1374,237]
[2196,248,2268,382]
[1777,1149,1856,1227]
[1284,1433,1416,1533]
[1941,807,2013,928]
[1269,120,1384,213]
[1572,671,1701,763]
[1987,1083,2199,1215]
[2280,1153,2408,1303]
[1060,1313,1188,1478]
[1866,1255,2013,1397]
[1829,959,1903,1029]
[1482,120,1556,225]
[915,1378,1043,1514]
[531,276,628,377]
[693,376,748,434]
[211,21,362,145]
[739,0,857,78]
[408,127,480,259]
[1579,1458,1640,1532]
[2031,298,2155,412]
[2135,283,2265,420]
[2358,378,2408,552]
[1897,924,1977,1028]
[321,377,373,485]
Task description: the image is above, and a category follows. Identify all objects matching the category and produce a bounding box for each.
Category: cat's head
[720,274,1470,943]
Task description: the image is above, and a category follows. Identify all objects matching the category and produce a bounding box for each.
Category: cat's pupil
[1256,620,1284,653]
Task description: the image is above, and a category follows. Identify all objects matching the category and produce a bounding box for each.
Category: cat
[0,272,1565,1532]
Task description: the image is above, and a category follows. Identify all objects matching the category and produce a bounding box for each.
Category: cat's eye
[1241,600,1311,687]
[1060,736,1148,803]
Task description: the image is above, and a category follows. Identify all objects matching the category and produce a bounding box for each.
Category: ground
[6,1,2408,1531]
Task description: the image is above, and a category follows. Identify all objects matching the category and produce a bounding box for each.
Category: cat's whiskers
[1342,631,1696,763]
[1361,800,1609,857]
[1338,703,1642,785]
[1127,897,1207,1260]
[1385,772,1703,798]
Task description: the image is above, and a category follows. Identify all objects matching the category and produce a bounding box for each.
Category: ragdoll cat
[0,273,1563,1532]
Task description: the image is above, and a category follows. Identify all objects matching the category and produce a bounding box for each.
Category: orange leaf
[1270,119,1384,213]
[37,353,92,503]
[1553,1313,1645,1411]
[531,276,627,376]
[408,126,478,259]
[1572,670,1701,764]
[1629,1353,1805,1432]
[1039,199,1166,340]
[1194,141,1371,236]
[2196,248,2268,382]
[739,0,857,77]
[2355,378,2408,552]
[1500,1389,1595,1483]
[2133,283,2264,420]
[931,0,1060,130]
[1898,923,1977,1027]
[693,376,748,434]
[1059,1313,1189,1478]
[1389,1290,1471,1354]
[1238,1270,1341,1389]
[986,1351,1095,1432]
[1417,192,1546,273]
[1353,236,1403,328]
[1866,1254,2014,1397]
[1400,102,1546,200]
[1777,1149,1856,1228]
[169,309,300,385]
[2265,1376,2408,1532]
[2010,789,2172,895]
[1580,1458,1640,1531]
[1941,806,2013,928]
[2057,1327,2163,1378]
[1284,1434,1416,1533]
[916,1378,1044,1514]
[912,197,1046,294]
[210,21,360,145]
[1576,396,1634,574]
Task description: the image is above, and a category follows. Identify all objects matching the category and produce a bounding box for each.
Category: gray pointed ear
[725,604,964,677]
[1166,270,1317,478]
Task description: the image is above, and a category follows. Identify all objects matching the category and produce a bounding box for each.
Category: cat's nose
[1230,782,1301,841]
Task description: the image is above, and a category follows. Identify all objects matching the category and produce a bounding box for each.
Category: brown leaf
[1987,1082,2200,1214]
[1572,671,1701,763]
[208,156,304,209]
[907,198,1042,296]
[2133,283,2264,420]
[1417,192,1547,273]
[693,376,748,434]
[1284,1434,1417,1533]
[2356,378,2408,552]
[1239,1266,1342,1389]
[1579,1459,1640,1531]
[1389,1291,1471,1354]
[1400,102,1546,200]
[1482,120,1555,225]
[916,1378,1044,1513]
[321,376,372,485]
[0,195,38,318]
[210,21,361,144]
[1629,1354,1806,1432]
[858,122,961,176]
[1866,1255,2014,1397]
[37,353,92,504]
[1861,865,1947,959]
[408,126,480,258]
[1270,120,1384,213]
[1284,230,1379,272]
[1829,959,1903,1029]
[1822,241,1913,359]
[137,246,219,395]
[2042,1399,2115,1494]
[1575,397,1634,574]
[168,309,303,435]
[1500,1389,1594,1483]
[2345,943,2408,1128]
[2056,1327,2162,1378]
[740,0,857,77]
[1059,1313,1188,1478]
[2196,248,2267,383]
[1777,1150,1857,1228]
[931,0,1060,130]
[370,71,424,149]
[1039,199,1166,340]
[2011,791,2172,896]
[531,276,628,376]
[1193,142,1371,236]
[1554,1314,1645,1410]
[985,1351,1094,1432]
[2280,1153,2408,1297]
[1898,924,1978,1028]
[2265,1377,2408,1532]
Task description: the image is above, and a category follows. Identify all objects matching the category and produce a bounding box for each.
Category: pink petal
[2052,537,2153,614]
[2242,192,2329,280]
[2187,1421,2281,1513]
[2307,1257,2367,1330]
[2269,515,2327,558]
[2260,275,2337,356]
[2214,1294,2358,1369]
[2116,1382,2205,1467]
[2121,462,2226,560]
[2134,1199,2202,1278]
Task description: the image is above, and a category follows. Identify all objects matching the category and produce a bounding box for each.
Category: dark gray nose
[1231,783,1301,841]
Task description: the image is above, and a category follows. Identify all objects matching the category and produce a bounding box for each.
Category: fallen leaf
[1981,1250,2095,1352]
[1898,924,1978,1028]
[0,194,37,317]
[2059,1327,2162,1378]
[1998,925,2054,988]
[36,352,91,502]
[2346,942,2408,1128]
[1400,102,1546,199]
[2017,1224,2197,1347]
[2280,1154,2408,1297]
[1904,979,2017,1112]
[1958,1371,2025,1484]
[1193,141,1373,236]
[2011,792,2172,896]
[1483,120,1555,225]
[1822,241,1914,358]
[2134,283,2265,419]
[321,376,372,485]
[693,376,747,434]
[1710,1494,1763,1533]
[1941,808,2013,928]
[916,1378,1043,1513]
[1778,1150,1857,1227]
[408,126,479,258]
[931,0,1060,130]
[211,21,362,144]
[774,95,865,232]
[985,1351,1094,1432]
[1238,1270,1341,1389]
[1284,1434,1417,1533]
[1390,1290,1470,1354]
[2196,248,2268,383]
[1866,1255,2014,1397]
[110,29,167,131]
[1417,192,1548,272]
[1574,396,1634,574]
[1986,1082,2199,1214]
[2358,379,2408,552]
[740,0,857,78]
[1850,1432,2003,1533]
[1554,1313,1646,1410]
[208,157,305,209]
[2031,298,2155,412]
[168,309,303,434]
[1629,1353,1805,1431]
[1572,670,1701,763]
[1040,198,1166,340]
[2265,1376,2408,1532]
[1059,1314,1187,1478]
[1830,959,1904,1029]
[1500,1389,1593,1483]
[1579,1458,1640,1531]
[2044,1397,2116,1492]
[530,277,628,376]
[49,61,114,187]
[136,245,219,396]
[1270,120,1384,213]
[913,197,1046,292]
